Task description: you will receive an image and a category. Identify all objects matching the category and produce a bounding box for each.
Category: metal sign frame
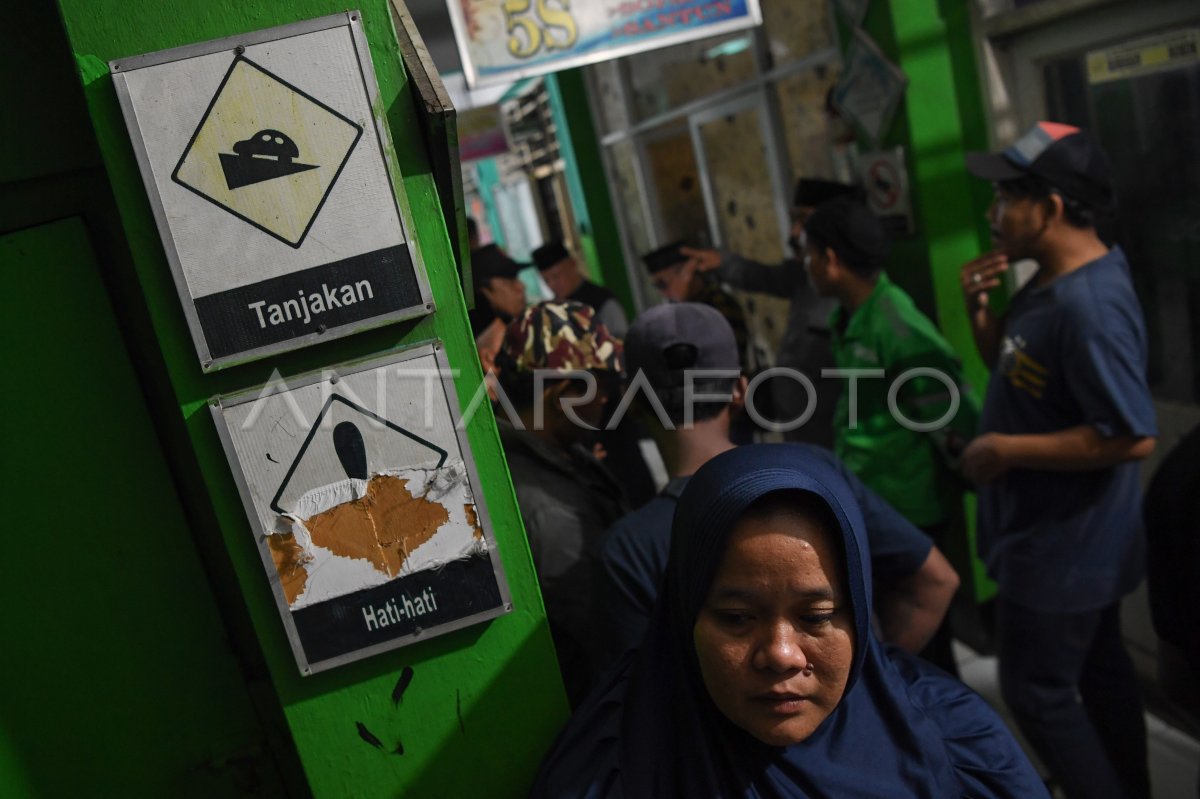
[445,0,764,89]
[210,341,513,675]
[110,12,434,371]
[831,27,907,149]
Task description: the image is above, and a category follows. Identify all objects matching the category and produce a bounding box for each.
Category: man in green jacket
[805,197,981,672]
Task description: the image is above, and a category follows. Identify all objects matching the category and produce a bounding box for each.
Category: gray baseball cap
[624,303,741,389]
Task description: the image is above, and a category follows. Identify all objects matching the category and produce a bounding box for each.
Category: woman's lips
[755,692,808,714]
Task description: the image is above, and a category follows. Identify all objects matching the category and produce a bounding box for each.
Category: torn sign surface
[271,463,486,608]
[212,345,510,674]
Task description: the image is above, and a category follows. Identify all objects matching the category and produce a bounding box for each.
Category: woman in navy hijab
[532,444,1046,797]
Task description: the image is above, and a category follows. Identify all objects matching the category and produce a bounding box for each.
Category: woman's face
[693,507,855,746]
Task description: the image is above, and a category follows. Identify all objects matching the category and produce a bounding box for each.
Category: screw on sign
[868,159,901,211]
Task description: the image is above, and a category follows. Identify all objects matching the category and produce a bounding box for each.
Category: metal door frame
[985,0,1199,139]
[687,89,792,254]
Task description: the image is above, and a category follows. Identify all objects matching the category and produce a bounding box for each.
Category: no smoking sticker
[862,148,913,236]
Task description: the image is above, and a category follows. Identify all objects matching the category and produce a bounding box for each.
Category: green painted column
[871,0,991,391]
[54,1,568,796]
[546,69,635,314]
[859,0,997,601]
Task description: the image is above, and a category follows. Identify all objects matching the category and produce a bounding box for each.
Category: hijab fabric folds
[532,444,1046,798]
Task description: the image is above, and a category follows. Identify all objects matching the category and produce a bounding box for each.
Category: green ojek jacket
[829,273,981,528]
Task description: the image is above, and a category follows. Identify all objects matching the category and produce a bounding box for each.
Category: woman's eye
[714,610,752,627]
[801,612,836,626]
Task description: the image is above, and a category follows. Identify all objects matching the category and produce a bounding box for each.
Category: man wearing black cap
[805,196,980,675]
[960,122,1157,799]
[679,178,860,447]
[468,243,527,338]
[532,240,629,337]
[592,302,959,672]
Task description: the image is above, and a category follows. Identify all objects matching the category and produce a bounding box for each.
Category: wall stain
[391,665,414,706]
[356,721,384,749]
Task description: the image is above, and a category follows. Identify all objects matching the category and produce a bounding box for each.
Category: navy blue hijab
[532,445,1045,798]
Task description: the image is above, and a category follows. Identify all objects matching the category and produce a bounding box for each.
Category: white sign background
[221,351,462,536]
[212,343,511,673]
[119,25,404,298]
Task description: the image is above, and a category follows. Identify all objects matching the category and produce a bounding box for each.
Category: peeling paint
[268,460,488,609]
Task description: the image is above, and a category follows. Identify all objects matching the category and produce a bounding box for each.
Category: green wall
[838,1,997,603]
[1,3,304,795]
[20,0,569,795]
[0,218,292,798]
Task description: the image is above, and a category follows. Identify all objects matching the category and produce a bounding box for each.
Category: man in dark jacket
[680,178,859,446]
[495,301,629,706]
[533,240,628,336]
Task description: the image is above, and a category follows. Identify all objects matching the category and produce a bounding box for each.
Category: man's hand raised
[680,246,722,273]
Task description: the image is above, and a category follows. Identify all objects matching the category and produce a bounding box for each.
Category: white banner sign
[448,0,763,88]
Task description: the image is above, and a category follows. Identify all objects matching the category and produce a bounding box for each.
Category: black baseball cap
[471,244,525,286]
[624,303,740,390]
[965,121,1114,208]
[532,241,571,271]
[793,178,859,209]
[641,241,689,274]
[804,198,889,273]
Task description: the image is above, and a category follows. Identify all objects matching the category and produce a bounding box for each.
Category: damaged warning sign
[110,13,432,370]
[212,343,511,674]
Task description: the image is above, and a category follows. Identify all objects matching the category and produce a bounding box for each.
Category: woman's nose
[753,622,810,674]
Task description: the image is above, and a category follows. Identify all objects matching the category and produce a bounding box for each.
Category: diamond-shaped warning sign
[110,14,434,372]
[269,393,447,516]
[171,56,363,248]
[212,345,511,674]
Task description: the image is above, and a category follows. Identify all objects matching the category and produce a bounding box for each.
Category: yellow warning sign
[1087,29,1200,85]
[172,56,363,248]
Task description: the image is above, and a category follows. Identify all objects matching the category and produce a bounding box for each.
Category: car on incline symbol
[220,129,318,190]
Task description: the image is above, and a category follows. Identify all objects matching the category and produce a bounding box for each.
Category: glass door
[1044,31,1200,405]
[688,91,792,371]
[689,91,790,263]
[639,121,710,247]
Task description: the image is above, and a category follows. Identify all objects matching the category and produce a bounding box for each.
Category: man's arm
[682,246,800,299]
[828,447,958,653]
[877,545,960,654]
[890,348,982,471]
[592,522,659,667]
[963,425,1156,484]
[960,252,1009,369]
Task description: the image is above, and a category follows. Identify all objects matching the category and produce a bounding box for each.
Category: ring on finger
[972,272,982,285]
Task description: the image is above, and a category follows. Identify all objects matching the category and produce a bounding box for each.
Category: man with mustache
[961,122,1157,799]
